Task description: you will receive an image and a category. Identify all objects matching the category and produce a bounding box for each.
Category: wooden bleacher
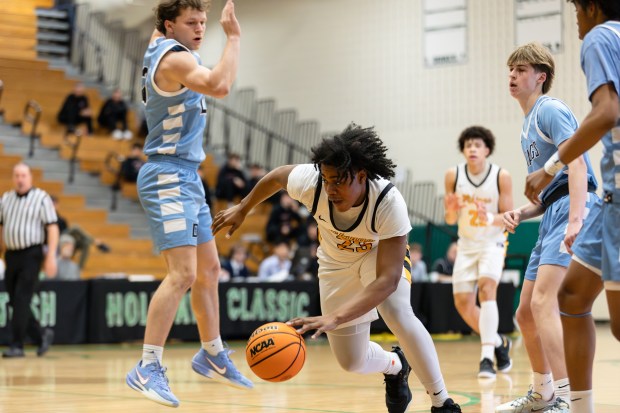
[0,150,166,279]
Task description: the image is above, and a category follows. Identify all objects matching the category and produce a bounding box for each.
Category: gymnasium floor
[0,324,618,412]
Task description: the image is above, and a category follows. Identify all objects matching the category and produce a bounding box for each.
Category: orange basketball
[245,322,306,382]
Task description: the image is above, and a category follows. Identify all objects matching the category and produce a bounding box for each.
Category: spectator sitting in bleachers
[57,82,93,135]
[215,153,247,205]
[409,242,429,282]
[52,196,110,269]
[257,240,292,282]
[266,192,303,244]
[98,88,132,140]
[119,143,145,183]
[291,218,319,281]
[219,244,251,282]
[245,163,266,195]
[55,234,81,281]
[430,241,457,283]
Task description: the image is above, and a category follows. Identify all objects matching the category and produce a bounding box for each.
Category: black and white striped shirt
[0,188,58,251]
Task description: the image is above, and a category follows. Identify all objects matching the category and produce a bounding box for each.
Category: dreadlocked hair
[311,123,396,182]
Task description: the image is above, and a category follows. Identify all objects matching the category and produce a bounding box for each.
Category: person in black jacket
[266,192,302,244]
[98,88,132,140]
[215,153,247,204]
[57,83,93,135]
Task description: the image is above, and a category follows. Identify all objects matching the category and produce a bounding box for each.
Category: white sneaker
[496,387,554,412]
[122,130,133,140]
[112,129,123,140]
[543,398,569,412]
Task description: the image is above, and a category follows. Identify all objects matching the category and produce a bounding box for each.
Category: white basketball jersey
[287,164,411,269]
[454,163,506,245]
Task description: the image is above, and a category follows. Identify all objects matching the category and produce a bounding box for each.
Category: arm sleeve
[40,193,58,225]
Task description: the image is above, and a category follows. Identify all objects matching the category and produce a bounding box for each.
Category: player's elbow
[382,273,401,294]
[209,84,231,99]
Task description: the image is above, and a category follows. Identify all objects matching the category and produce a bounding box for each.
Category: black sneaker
[384,346,412,413]
[2,347,25,358]
[477,357,496,379]
[494,335,512,372]
[431,398,461,412]
[37,328,54,357]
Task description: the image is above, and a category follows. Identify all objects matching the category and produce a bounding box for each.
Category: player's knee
[336,356,366,374]
[196,262,221,285]
[558,285,582,314]
[453,295,471,313]
[515,304,534,330]
[168,271,196,291]
[477,283,496,301]
[610,320,620,342]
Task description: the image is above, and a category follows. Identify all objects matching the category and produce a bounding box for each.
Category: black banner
[0,280,88,346]
[0,279,514,344]
[87,279,321,343]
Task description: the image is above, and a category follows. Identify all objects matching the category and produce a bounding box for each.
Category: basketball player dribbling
[213,124,462,413]
[443,126,514,379]
[125,0,252,408]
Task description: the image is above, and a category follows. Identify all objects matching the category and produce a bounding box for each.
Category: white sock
[570,390,593,413]
[426,379,448,408]
[142,344,163,366]
[554,378,570,403]
[479,300,499,361]
[202,336,224,356]
[493,333,503,348]
[533,372,554,401]
[383,346,403,375]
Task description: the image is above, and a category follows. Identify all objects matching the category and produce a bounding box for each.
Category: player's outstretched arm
[212,165,295,237]
[503,203,543,234]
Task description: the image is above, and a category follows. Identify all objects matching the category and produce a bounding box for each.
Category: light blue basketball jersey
[141,37,207,163]
[581,22,620,199]
[520,95,598,203]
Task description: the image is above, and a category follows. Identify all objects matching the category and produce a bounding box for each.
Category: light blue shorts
[137,155,213,252]
[572,194,620,282]
[525,194,573,281]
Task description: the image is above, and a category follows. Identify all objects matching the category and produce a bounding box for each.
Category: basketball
[245,322,306,382]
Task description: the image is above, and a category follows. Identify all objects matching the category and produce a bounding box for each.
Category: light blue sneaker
[192,348,254,389]
[126,360,179,408]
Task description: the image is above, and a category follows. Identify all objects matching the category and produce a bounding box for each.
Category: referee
[0,163,58,358]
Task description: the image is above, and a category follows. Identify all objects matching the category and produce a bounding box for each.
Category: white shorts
[452,241,505,294]
[318,247,410,330]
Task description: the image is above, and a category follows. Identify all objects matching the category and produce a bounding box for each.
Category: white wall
[93,0,602,206]
[199,0,603,207]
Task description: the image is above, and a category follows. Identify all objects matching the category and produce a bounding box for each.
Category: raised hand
[220,0,241,38]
